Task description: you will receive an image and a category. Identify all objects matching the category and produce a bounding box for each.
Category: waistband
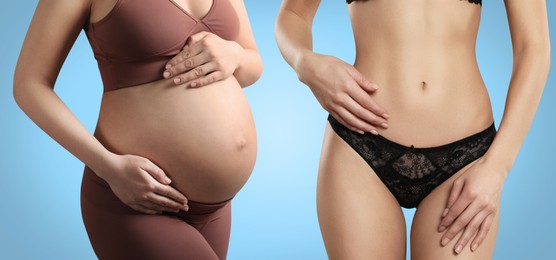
[83,166,233,215]
[173,197,233,217]
[327,114,496,152]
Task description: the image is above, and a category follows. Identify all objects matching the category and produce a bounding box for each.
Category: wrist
[88,149,119,180]
[295,50,318,84]
[481,153,513,178]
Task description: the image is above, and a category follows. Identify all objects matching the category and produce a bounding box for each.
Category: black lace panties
[328,115,496,208]
[347,0,482,5]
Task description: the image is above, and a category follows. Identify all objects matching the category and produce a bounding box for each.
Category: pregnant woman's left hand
[163,31,242,88]
[437,157,507,254]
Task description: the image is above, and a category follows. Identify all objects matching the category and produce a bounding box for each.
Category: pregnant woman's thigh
[95,77,257,202]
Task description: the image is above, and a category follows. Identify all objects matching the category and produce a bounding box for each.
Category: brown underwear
[81,166,232,260]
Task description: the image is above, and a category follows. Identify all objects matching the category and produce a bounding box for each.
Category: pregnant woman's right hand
[297,53,389,134]
[97,154,189,214]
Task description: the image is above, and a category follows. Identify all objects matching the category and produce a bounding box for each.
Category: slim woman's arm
[163,0,263,88]
[482,0,551,172]
[437,0,550,253]
[14,0,187,214]
[274,0,320,72]
[275,0,389,135]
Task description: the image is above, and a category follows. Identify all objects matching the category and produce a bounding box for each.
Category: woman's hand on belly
[96,153,189,214]
[163,31,242,88]
[297,53,389,135]
[437,158,507,254]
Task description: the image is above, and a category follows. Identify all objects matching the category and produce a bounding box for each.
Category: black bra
[347,0,482,5]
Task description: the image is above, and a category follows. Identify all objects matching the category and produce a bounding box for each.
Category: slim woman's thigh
[411,159,499,260]
[80,168,220,260]
[317,123,407,260]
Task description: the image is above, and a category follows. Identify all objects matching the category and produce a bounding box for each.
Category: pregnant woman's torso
[349,0,493,146]
[86,0,256,203]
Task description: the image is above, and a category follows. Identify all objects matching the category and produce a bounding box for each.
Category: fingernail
[438,225,446,232]
[165,177,172,184]
[372,84,379,90]
[471,243,478,251]
[165,64,172,69]
[455,245,463,254]
[163,71,171,78]
[382,113,390,119]
[190,82,197,88]
[174,78,181,84]
[371,130,379,135]
[442,208,449,217]
[381,123,389,128]
[441,238,450,246]
[184,205,189,212]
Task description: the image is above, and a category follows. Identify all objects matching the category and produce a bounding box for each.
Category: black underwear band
[328,114,496,208]
[347,0,482,5]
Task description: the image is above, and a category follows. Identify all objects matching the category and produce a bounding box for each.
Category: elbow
[13,73,27,109]
[13,64,34,109]
[544,44,551,71]
[274,7,287,42]
[535,46,551,78]
[12,81,34,113]
[13,64,56,109]
[517,45,550,57]
[239,70,262,88]
[514,42,551,73]
[13,73,48,111]
[540,45,550,77]
[538,42,551,70]
[274,13,288,51]
[249,57,264,87]
[238,55,264,88]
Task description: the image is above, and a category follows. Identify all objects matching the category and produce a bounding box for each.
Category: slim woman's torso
[349,0,493,146]
[88,0,256,203]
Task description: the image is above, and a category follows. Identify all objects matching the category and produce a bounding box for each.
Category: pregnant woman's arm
[275,0,389,135]
[163,0,263,88]
[437,0,550,253]
[14,0,188,215]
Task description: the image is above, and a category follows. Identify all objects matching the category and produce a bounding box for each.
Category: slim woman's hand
[163,31,242,88]
[437,157,507,254]
[97,154,189,215]
[298,53,389,134]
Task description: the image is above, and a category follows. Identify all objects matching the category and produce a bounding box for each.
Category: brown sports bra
[84,0,240,92]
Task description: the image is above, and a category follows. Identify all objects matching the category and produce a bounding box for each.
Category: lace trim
[328,115,496,208]
[347,0,482,5]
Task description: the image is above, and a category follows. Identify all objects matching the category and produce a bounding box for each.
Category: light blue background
[1,1,554,259]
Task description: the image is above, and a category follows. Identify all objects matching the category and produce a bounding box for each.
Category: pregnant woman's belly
[94,77,256,203]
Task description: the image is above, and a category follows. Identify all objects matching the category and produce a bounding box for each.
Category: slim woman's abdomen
[354,50,494,148]
[95,76,257,203]
[351,37,494,148]
[348,0,493,147]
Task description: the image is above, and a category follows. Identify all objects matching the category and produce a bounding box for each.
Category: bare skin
[14,0,262,214]
[276,0,549,258]
[317,125,407,259]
